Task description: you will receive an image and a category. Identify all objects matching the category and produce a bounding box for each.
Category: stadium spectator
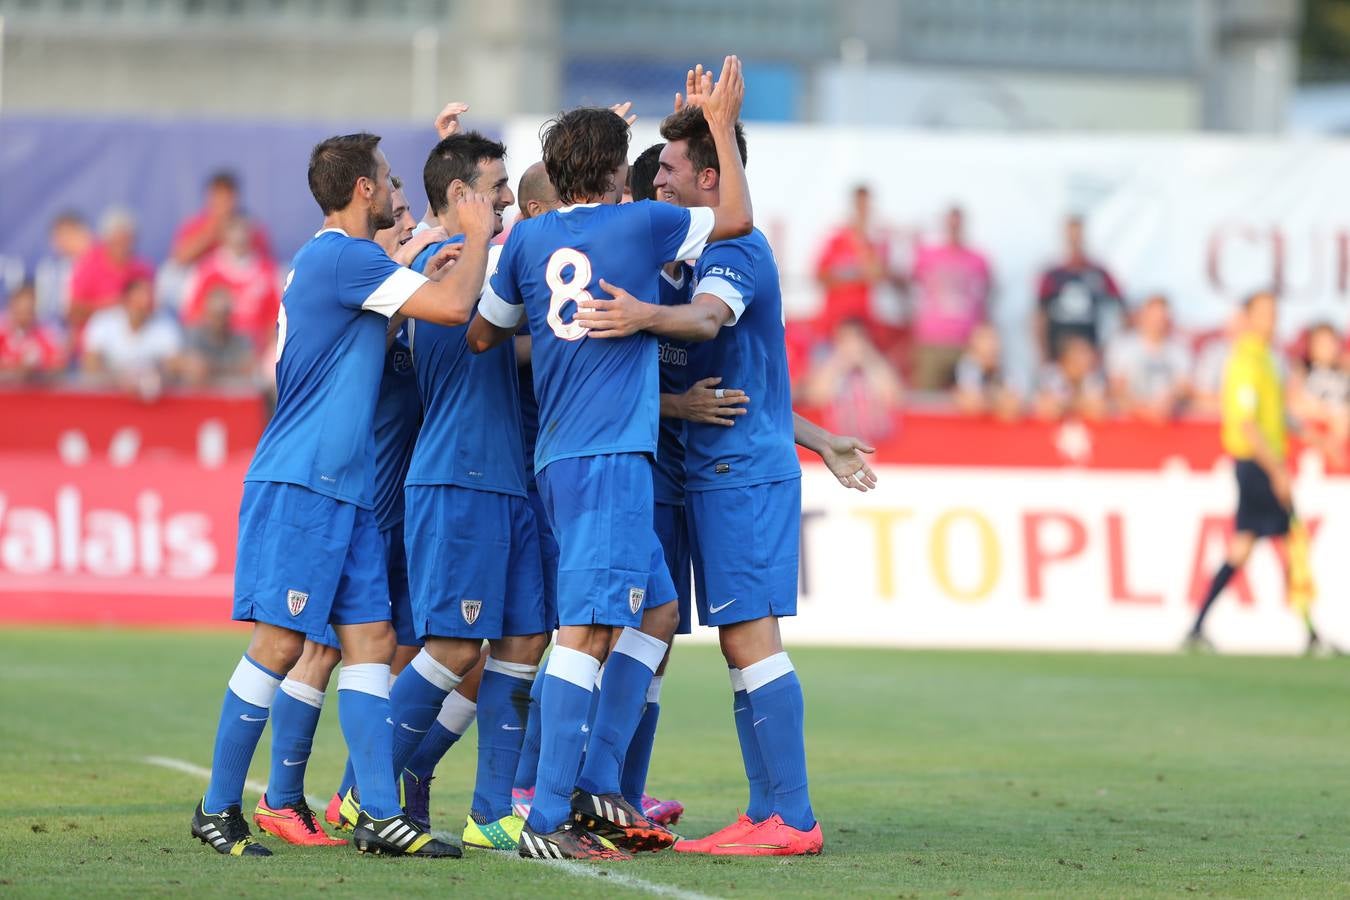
[81,275,183,395]
[799,318,903,443]
[1036,214,1124,362]
[170,170,270,267]
[1034,335,1108,421]
[180,287,259,387]
[814,185,899,339]
[33,211,92,323]
[67,208,153,331]
[909,205,992,391]
[1105,293,1193,421]
[1288,322,1350,466]
[0,282,67,383]
[954,323,1021,419]
[180,214,281,347]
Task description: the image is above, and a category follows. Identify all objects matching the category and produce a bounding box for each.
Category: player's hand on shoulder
[702,56,745,128]
[423,241,464,280]
[821,433,878,492]
[395,226,449,268]
[682,376,749,426]
[435,101,469,139]
[459,193,495,242]
[573,279,652,339]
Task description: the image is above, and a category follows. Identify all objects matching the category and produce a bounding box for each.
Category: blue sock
[337,757,356,799]
[526,646,599,833]
[203,655,282,813]
[405,691,477,783]
[387,649,462,777]
[620,676,663,808]
[265,679,325,808]
[578,628,666,798]
[472,657,538,819]
[744,653,814,831]
[336,663,401,819]
[730,668,774,821]
[512,668,546,791]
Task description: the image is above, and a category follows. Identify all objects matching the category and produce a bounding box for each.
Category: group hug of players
[189,58,876,862]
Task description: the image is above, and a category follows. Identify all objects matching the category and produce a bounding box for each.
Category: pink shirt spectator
[68,243,153,318]
[910,242,991,347]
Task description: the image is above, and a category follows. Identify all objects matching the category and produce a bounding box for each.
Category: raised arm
[695,57,753,242]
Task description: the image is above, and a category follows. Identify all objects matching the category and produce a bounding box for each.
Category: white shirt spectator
[1106,332,1192,404]
[84,306,182,377]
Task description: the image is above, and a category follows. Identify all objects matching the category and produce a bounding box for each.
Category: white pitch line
[142,755,325,809]
[150,755,721,900]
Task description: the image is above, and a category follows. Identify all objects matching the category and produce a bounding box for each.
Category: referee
[1185,291,1321,652]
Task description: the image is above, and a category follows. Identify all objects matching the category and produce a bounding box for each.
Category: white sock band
[728,667,746,693]
[410,648,462,693]
[741,652,794,694]
[547,645,601,691]
[613,627,668,674]
[436,691,478,735]
[484,656,539,681]
[279,677,325,710]
[337,662,391,699]
[647,675,664,704]
[228,656,281,709]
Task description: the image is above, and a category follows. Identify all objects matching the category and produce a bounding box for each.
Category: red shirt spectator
[0,282,66,382]
[814,185,896,336]
[180,216,280,346]
[68,209,153,330]
[171,171,270,267]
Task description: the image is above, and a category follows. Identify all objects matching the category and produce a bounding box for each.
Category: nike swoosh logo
[718,841,788,850]
[708,599,737,614]
[580,724,590,733]
[753,716,768,727]
[502,724,523,731]
[282,758,305,767]
[239,714,267,722]
[399,723,429,733]
[733,707,749,713]
[385,717,394,725]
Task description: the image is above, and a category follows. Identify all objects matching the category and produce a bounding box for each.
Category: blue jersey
[247,229,428,507]
[517,324,540,489]
[479,201,714,473]
[371,328,422,530]
[684,229,799,491]
[405,241,527,497]
[654,265,691,505]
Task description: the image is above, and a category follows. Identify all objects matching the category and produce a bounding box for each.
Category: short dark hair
[308,133,382,215]
[51,210,86,229]
[423,131,507,215]
[658,107,747,176]
[390,174,403,191]
[542,108,630,204]
[207,170,239,192]
[628,143,664,203]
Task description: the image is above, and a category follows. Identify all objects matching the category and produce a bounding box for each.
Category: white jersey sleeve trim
[694,274,746,325]
[363,266,428,318]
[676,207,716,261]
[478,281,524,329]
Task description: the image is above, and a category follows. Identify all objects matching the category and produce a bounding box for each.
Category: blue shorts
[233,481,390,635]
[308,519,417,650]
[405,484,547,641]
[537,453,677,628]
[688,477,801,628]
[1235,459,1291,538]
[654,501,692,635]
[528,485,560,632]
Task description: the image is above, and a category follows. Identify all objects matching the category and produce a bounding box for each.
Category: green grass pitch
[2,628,1349,897]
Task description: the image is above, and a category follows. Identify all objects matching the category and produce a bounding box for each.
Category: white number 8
[546,248,593,341]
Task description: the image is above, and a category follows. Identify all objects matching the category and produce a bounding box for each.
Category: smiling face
[654,140,704,208]
[467,157,515,236]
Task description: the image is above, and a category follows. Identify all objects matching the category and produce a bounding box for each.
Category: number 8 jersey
[479,200,714,474]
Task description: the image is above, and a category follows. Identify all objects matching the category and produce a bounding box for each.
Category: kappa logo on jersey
[628,587,645,615]
[286,589,309,616]
[461,599,483,625]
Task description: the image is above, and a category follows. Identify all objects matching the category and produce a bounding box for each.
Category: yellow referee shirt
[1221,333,1286,461]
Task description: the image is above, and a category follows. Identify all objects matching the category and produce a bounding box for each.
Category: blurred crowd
[0,172,277,398]
[791,184,1350,448]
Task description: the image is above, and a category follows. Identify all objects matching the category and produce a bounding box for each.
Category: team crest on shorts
[628,587,645,615]
[286,589,309,617]
[461,599,482,625]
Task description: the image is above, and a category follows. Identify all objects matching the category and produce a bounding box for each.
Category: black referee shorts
[1234,459,1290,538]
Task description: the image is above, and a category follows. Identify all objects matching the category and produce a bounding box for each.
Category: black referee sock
[1190,563,1236,635]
